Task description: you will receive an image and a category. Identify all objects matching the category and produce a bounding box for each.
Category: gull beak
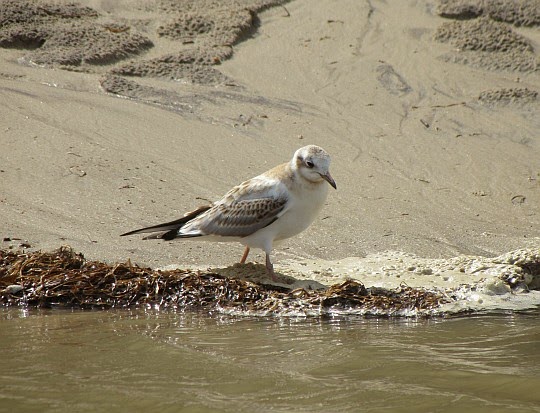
[320,172,337,189]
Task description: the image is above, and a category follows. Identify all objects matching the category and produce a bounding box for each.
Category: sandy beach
[1,0,539,309]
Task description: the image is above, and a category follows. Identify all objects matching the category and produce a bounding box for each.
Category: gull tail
[121,205,211,241]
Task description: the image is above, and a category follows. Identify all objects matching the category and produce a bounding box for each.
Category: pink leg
[240,246,250,264]
[265,253,278,281]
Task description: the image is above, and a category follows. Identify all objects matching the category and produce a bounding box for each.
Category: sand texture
[1,0,539,311]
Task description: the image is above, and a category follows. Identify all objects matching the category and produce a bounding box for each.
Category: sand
[1,0,539,311]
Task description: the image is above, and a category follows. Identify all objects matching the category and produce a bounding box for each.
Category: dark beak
[320,172,337,189]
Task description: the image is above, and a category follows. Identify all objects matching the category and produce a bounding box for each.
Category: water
[1,308,539,413]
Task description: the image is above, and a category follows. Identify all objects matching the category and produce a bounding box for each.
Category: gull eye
[305,160,314,168]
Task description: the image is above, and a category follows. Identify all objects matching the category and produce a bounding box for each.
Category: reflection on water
[1,308,539,413]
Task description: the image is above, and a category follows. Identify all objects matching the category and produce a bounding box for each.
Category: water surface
[1,308,539,413]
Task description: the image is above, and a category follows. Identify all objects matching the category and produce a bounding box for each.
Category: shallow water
[1,308,539,413]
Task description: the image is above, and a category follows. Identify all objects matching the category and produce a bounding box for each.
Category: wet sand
[0,0,539,310]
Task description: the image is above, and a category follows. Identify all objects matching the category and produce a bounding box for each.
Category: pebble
[5,285,24,294]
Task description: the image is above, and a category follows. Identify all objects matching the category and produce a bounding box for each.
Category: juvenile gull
[121,145,336,280]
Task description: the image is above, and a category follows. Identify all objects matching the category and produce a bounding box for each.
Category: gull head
[292,145,336,189]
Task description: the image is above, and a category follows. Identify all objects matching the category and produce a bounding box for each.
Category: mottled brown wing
[181,197,288,238]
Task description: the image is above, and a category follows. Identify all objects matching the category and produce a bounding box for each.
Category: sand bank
[1,0,539,312]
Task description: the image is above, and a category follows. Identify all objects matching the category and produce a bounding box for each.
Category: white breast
[241,181,329,252]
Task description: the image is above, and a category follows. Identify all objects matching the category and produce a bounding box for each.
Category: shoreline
[1,0,539,311]
[2,245,539,316]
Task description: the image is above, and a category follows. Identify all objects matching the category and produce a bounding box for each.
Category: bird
[121,145,336,280]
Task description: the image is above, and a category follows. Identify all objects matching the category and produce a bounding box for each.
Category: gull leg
[265,253,278,281]
[240,246,250,264]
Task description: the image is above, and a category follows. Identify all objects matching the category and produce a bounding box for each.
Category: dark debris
[0,247,449,316]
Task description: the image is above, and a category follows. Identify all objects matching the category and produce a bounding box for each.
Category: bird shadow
[207,262,327,291]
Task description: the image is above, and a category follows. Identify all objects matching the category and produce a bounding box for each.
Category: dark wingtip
[120,205,212,239]
[122,229,177,240]
[161,229,178,241]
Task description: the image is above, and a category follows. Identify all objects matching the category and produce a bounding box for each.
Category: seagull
[121,145,336,280]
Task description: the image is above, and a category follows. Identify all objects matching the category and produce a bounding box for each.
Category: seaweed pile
[0,247,449,316]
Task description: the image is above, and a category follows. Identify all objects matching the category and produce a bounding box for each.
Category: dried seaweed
[0,247,449,316]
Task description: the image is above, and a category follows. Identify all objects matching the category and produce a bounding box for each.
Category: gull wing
[121,173,291,240]
[181,197,288,238]
[178,175,291,238]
